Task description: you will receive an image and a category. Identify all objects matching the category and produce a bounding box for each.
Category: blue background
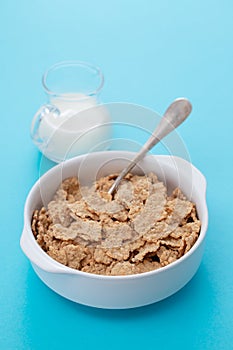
[1,1,233,349]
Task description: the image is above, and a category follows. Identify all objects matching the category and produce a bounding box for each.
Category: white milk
[37,94,111,162]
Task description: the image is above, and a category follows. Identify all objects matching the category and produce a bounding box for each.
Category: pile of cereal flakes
[31,173,201,276]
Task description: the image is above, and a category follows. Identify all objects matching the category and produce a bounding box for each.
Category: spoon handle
[108,98,192,195]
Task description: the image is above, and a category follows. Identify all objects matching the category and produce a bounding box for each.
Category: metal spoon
[108,98,192,196]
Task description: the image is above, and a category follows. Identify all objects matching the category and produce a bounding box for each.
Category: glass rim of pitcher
[42,60,104,100]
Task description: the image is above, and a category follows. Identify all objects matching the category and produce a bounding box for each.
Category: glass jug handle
[30,104,60,146]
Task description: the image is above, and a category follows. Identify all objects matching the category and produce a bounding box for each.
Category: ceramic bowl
[20,151,208,309]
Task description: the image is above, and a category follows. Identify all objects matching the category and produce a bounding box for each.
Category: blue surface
[1,1,233,349]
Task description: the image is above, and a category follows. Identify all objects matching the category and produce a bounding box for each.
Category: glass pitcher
[31,61,111,162]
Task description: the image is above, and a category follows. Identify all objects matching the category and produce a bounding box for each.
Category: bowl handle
[20,227,69,274]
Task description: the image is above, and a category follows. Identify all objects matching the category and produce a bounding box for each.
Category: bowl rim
[21,151,208,280]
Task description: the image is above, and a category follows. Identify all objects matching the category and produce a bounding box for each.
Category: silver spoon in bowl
[108,98,192,196]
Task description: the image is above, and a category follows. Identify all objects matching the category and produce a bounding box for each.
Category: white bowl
[20,151,208,309]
